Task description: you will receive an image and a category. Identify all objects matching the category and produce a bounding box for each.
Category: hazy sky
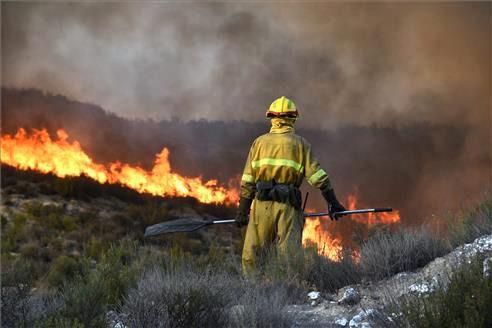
[2,2,491,129]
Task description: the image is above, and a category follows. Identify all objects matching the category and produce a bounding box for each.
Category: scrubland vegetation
[1,169,491,327]
[391,256,492,327]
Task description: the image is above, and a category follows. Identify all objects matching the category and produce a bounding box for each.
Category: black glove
[235,197,253,227]
[321,187,346,221]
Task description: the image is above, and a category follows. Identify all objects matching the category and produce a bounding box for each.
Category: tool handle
[373,207,393,212]
[302,192,310,211]
[304,208,393,218]
[212,219,236,224]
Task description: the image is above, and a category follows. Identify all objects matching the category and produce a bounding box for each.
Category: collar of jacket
[269,118,296,134]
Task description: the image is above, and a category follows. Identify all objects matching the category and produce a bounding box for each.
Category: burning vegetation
[302,195,401,261]
[1,128,239,205]
[1,127,405,262]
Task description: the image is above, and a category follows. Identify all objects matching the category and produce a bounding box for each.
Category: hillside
[1,166,491,327]
[3,87,490,221]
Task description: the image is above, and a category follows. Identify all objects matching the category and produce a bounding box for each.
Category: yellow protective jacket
[240,118,331,200]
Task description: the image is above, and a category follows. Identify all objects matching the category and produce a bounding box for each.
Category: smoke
[1,3,491,223]
[2,2,490,129]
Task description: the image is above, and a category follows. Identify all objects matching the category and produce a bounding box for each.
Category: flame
[346,194,400,225]
[303,217,343,261]
[302,193,400,261]
[1,128,239,204]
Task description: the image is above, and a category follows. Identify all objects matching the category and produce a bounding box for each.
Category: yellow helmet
[266,96,299,118]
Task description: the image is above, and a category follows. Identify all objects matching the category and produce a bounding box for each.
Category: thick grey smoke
[1,2,491,225]
[2,2,490,130]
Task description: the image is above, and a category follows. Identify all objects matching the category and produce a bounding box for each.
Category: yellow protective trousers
[241,199,304,276]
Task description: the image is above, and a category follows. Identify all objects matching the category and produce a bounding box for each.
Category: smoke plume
[1,2,491,224]
[2,2,490,128]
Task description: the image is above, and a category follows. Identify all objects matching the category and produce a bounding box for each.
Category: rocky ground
[288,234,492,327]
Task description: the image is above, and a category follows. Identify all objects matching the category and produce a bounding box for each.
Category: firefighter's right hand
[329,202,346,221]
[321,187,345,221]
[235,211,249,227]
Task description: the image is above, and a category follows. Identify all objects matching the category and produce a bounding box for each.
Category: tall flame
[303,216,343,261]
[1,128,239,204]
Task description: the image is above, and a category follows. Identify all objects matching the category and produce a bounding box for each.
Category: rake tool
[144,207,393,237]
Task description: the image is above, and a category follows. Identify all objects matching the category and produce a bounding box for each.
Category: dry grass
[360,226,449,281]
[119,262,295,328]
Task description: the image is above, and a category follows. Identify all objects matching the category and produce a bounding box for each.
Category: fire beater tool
[144,207,393,237]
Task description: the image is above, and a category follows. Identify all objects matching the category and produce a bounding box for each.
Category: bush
[25,202,79,231]
[1,213,29,253]
[306,248,361,292]
[127,200,170,227]
[262,243,360,293]
[85,236,106,259]
[230,283,294,328]
[20,242,39,258]
[59,273,110,327]
[1,259,35,328]
[394,256,492,327]
[55,243,138,327]
[359,226,449,281]
[448,194,492,248]
[46,256,82,288]
[120,265,238,328]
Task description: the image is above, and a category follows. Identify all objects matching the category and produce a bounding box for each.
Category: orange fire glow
[302,194,400,261]
[1,128,239,204]
[346,194,400,225]
[303,217,343,261]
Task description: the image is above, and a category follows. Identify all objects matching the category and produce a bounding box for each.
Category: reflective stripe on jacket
[240,119,331,199]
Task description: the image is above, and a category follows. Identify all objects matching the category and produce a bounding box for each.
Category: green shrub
[448,194,492,248]
[25,201,46,217]
[53,242,138,327]
[24,202,78,231]
[60,215,77,232]
[59,272,108,327]
[127,200,170,226]
[1,213,29,253]
[1,213,8,229]
[85,237,106,259]
[46,256,83,288]
[94,242,138,305]
[394,256,492,327]
[20,242,39,258]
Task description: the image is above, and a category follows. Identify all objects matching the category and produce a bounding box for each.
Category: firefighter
[236,96,346,276]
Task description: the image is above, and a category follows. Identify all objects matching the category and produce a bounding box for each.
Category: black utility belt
[255,180,302,209]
